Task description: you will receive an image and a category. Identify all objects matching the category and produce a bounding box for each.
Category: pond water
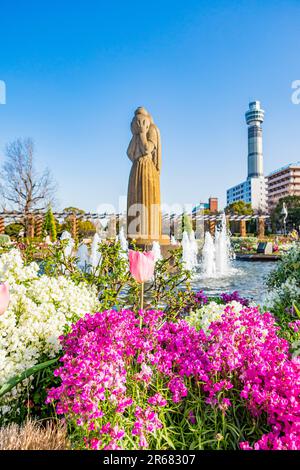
[190,260,276,304]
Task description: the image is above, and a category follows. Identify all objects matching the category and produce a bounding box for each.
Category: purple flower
[220,291,249,306]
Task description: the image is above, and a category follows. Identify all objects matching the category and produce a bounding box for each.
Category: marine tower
[245,100,265,179]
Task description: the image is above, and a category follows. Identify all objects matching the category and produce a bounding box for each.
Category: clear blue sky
[0,0,299,211]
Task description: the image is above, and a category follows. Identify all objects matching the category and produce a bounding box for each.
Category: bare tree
[0,138,57,213]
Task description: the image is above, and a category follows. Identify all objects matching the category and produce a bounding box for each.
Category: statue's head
[134,106,149,117]
[134,107,153,123]
[132,107,153,134]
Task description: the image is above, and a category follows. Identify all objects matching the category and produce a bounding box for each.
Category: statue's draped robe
[127,124,161,240]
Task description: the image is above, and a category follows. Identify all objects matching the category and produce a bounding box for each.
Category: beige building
[267,162,300,210]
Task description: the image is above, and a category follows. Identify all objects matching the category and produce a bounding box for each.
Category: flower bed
[231,236,295,255]
[1,244,299,450]
[46,304,300,450]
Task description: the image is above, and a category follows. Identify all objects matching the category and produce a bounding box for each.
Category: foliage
[265,244,300,322]
[63,207,85,215]
[29,241,193,317]
[59,219,96,240]
[77,220,96,239]
[59,207,96,240]
[0,358,58,399]
[182,213,192,234]
[225,201,254,216]
[5,223,23,239]
[0,234,11,246]
[43,206,57,241]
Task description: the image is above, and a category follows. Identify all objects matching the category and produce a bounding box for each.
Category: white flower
[264,278,300,310]
[186,301,244,333]
[0,249,100,416]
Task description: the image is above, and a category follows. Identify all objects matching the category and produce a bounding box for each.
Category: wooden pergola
[0,211,114,239]
[163,213,269,238]
[0,211,269,239]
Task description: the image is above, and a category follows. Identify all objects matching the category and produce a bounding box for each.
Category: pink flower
[46,306,300,451]
[148,393,167,407]
[0,282,9,315]
[128,250,155,283]
[139,434,148,448]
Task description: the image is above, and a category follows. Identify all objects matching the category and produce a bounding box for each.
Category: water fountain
[201,232,216,277]
[60,231,75,258]
[76,243,90,272]
[189,230,198,268]
[182,230,198,271]
[90,233,102,270]
[201,213,234,278]
[116,227,129,269]
[170,235,177,245]
[117,227,129,252]
[152,241,162,263]
[215,213,234,275]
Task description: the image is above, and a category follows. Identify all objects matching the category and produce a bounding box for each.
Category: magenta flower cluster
[289,320,300,333]
[46,309,165,450]
[47,305,300,450]
[207,306,300,450]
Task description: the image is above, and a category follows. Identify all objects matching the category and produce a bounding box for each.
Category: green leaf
[293,303,300,319]
[0,357,59,399]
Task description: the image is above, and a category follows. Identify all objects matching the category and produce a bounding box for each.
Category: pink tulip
[128,250,155,283]
[0,281,10,315]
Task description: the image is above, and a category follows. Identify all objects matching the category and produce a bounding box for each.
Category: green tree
[63,207,85,215]
[43,206,57,241]
[59,207,95,240]
[225,201,254,216]
[5,223,24,238]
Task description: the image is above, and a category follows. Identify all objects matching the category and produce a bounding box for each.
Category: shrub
[0,234,10,246]
[5,223,23,239]
[43,206,57,241]
[265,244,300,321]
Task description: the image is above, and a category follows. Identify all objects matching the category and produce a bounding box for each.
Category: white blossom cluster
[264,278,300,311]
[186,300,244,333]
[0,249,100,414]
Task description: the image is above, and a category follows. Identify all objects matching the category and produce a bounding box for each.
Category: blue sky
[0,0,299,211]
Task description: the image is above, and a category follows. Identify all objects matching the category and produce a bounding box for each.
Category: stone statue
[282,202,288,224]
[127,107,161,241]
[281,202,288,235]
